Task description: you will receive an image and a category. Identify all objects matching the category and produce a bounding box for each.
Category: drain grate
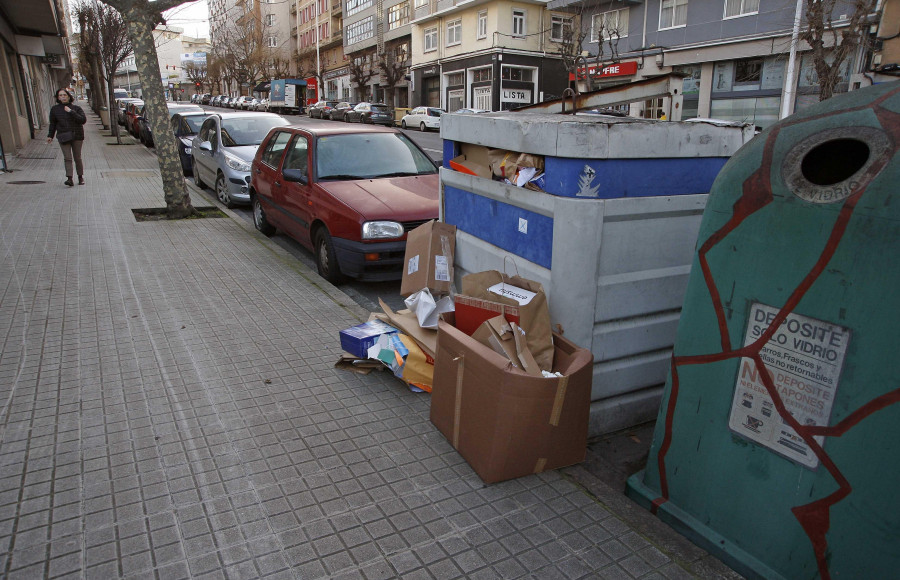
[8,180,46,185]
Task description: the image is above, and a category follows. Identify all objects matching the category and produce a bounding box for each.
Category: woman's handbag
[57,130,74,144]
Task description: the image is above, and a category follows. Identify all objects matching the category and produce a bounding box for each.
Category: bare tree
[800,0,876,100]
[183,61,208,93]
[77,1,133,143]
[207,55,224,94]
[377,43,408,108]
[266,55,292,81]
[556,8,625,91]
[98,0,199,218]
[348,54,375,101]
[75,6,106,112]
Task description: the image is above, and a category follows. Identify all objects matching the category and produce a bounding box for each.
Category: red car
[124,101,144,136]
[250,124,440,283]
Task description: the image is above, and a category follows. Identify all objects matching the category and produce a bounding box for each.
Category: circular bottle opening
[800,138,870,186]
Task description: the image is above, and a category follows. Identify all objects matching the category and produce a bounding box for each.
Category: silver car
[191,112,290,207]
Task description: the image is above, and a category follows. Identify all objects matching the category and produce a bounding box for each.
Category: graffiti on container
[575,165,600,197]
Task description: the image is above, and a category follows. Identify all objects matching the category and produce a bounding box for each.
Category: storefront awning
[253,81,271,93]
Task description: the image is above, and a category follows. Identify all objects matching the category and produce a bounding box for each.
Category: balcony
[332,0,342,11]
[333,28,343,39]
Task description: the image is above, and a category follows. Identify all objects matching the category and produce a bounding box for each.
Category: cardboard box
[400,220,457,296]
[430,323,593,484]
[339,320,399,359]
[454,294,520,336]
[471,317,542,377]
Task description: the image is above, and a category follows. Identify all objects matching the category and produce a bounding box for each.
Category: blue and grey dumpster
[440,112,753,435]
[626,82,900,579]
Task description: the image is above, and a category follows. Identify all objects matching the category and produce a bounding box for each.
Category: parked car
[191,112,290,208]
[328,102,358,122]
[344,102,394,126]
[249,124,440,283]
[211,95,222,106]
[139,103,204,147]
[235,96,255,110]
[455,108,489,114]
[255,98,269,111]
[201,93,212,105]
[401,106,444,131]
[116,98,142,126]
[113,88,130,100]
[124,101,145,136]
[171,111,214,175]
[308,100,338,119]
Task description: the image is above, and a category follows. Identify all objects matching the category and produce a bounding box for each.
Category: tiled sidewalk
[0,106,729,579]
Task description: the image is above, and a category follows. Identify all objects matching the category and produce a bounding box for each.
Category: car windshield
[371,105,390,113]
[221,117,289,146]
[317,133,437,180]
[184,115,212,133]
[428,109,443,117]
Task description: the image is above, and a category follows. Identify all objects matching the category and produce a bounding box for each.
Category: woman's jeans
[59,139,84,177]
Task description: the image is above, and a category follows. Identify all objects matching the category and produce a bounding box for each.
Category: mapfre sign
[568,61,638,81]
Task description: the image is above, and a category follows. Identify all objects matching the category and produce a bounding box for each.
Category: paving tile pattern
[0,110,690,579]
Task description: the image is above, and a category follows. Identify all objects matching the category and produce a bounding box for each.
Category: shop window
[734,58,763,87]
[447,72,464,86]
[448,89,464,111]
[502,66,533,82]
[474,86,491,110]
[473,67,492,82]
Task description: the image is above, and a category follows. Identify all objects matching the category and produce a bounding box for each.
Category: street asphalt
[0,105,741,579]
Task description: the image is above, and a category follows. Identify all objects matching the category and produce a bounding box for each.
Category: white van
[113,88,129,100]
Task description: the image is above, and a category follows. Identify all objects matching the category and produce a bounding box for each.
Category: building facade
[550,0,889,128]
[0,0,72,164]
[408,0,570,112]
[293,0,346,102]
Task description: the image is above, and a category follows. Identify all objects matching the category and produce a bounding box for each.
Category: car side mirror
[282,168,308,184]
[199,141,212,152]
[433,159,441,169]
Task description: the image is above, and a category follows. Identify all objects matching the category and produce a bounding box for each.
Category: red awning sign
[568,61,638,81]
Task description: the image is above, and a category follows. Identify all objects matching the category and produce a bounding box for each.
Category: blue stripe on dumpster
[544,157,728,198]
[442,140,457,167]
[444,186,553,269]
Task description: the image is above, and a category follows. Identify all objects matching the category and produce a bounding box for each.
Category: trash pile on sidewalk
[336,220,594,483]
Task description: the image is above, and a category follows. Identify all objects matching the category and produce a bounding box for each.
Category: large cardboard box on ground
[430,323,593,484]
[400,221,457,296]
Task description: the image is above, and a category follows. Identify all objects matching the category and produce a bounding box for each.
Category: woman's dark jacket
[47,103,87,141]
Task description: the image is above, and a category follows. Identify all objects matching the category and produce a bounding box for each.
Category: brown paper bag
[461,270,554,371]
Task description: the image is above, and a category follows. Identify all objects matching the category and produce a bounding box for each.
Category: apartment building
[293,0,346,101]
[113,27,204,99]
[550,0,889,127]
[408,0,570,111]
[0,0,72,162]
[342,0,413,106]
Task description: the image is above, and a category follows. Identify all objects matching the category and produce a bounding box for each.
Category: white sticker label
[728,303,850,469]
[407,255,419,275]
[434,255,450,282]
[488,282,536,306]
[518,218,528,234]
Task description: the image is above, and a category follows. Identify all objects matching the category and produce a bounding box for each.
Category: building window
[267,36,278,47]
[724,0,759,18]
[592,9,628,42]
[388,2,409,30]
[477,11,487,39]
[473,67,492,82]
[447,19,462,46]
[659,0,688,29]
[265,14,275,26]
[512,9,526,37]
[550,16,573,42]
[474,86,491,110]
[424,26,437,52]
[734,58,763,85]
[448,88,464,111]
[502,66,533,81]
[346,16,374,44]
[414,0,427,7]
[447,72,464,85]
[346,0,373,16]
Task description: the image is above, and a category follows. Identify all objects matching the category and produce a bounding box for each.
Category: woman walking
[46,88,87,186]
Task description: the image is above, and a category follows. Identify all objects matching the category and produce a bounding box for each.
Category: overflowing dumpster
[440,112,754,435]
[626,82,900,579]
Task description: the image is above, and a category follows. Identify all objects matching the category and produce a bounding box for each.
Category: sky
[163,0,210,40]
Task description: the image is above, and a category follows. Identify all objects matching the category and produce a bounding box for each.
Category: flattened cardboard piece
[334,354,382,375]
[430,324,593,484]
[398,334,433,392]
[400,220,457,296]
[379,298,438,359]
[471,316,521,370]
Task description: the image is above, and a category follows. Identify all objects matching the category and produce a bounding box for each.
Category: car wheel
[192,158,205,189]
[252,195,275,237]
[401,120,407,129]
[315,228,344,284]
[215,173,235,209]
[420,122,427,132]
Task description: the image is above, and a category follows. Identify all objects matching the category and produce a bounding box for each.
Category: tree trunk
[106,75,122,143]
[124,9,196,218]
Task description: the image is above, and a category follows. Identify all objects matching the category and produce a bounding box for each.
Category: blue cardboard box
[339,320,399,359]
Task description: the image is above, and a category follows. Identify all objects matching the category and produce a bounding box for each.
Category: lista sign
[568,61,638,81]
